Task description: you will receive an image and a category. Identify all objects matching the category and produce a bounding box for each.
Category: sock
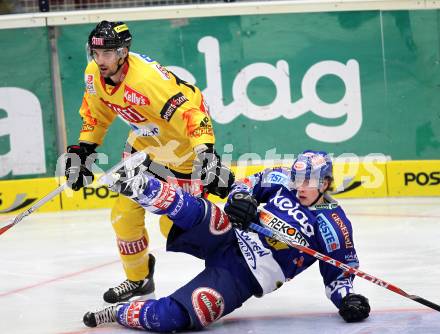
[138,178,205,230]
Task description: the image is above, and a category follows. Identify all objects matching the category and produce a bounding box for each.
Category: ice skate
[83,304,120,327]
[103,254,155,303]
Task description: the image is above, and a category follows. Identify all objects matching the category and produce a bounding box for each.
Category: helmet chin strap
[309,182,329,207]
[106,56,126,80]
[309,191,324,207]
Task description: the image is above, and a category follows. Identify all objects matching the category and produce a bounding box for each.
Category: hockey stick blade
[409,295,440,312]
[250,207,440,313]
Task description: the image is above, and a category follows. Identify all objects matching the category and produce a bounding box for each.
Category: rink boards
[0,160,439,214]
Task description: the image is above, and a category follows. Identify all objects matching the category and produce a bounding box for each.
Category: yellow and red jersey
[78,52,215,173]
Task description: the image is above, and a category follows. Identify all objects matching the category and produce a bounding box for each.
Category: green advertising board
[0,27,58,179]
[2,9,439,181]
[58,10,440,170]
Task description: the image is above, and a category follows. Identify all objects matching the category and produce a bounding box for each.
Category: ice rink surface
[1,197,439,334]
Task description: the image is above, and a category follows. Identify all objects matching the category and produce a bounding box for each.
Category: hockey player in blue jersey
[83,150,370,331]
[226,150,370,320]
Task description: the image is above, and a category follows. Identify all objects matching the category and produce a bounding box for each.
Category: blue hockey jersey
[227,167,360,308]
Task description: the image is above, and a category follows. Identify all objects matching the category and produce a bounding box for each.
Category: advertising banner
[58,10,440,171]
[60,178,120,211]
[1,9,439,186]
[0,159,388,216]
[0,177,61,214]
[0,27,58,180]
[387,160,440,196]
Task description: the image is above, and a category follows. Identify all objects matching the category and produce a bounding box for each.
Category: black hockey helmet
[88,20,132,50]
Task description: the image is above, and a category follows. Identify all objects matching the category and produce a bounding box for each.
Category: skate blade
[128,291,156,302]
[100,291,156,307]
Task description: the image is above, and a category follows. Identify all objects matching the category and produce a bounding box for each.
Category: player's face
[295,179,328,206]
[91,48,121,78]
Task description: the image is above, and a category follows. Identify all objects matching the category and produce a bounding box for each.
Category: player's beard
[100,65,117,78]
[104,58,125,79]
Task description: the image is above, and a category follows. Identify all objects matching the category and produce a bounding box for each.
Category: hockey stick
[250,207,440,312]
[0,151,149,237]
[0,183,68,236]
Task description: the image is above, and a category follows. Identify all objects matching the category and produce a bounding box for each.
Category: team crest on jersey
[85,74,96,94]
[191,287,225,327]
[100,98,147,123]
[209,203,231,235]
[124,85,150,106]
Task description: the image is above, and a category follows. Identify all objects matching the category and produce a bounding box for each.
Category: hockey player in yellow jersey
[64,20,234,304]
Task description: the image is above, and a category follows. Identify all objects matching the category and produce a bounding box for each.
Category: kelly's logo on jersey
[123,85,150,106]
[100,98,147,123]
[160,93,188,121]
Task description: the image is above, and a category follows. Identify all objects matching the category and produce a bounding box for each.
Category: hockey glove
[65,143,97,191]
[193,145,235,199]
[339,293,370,323]
[224,191,258,230]
[104,152,153,199]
